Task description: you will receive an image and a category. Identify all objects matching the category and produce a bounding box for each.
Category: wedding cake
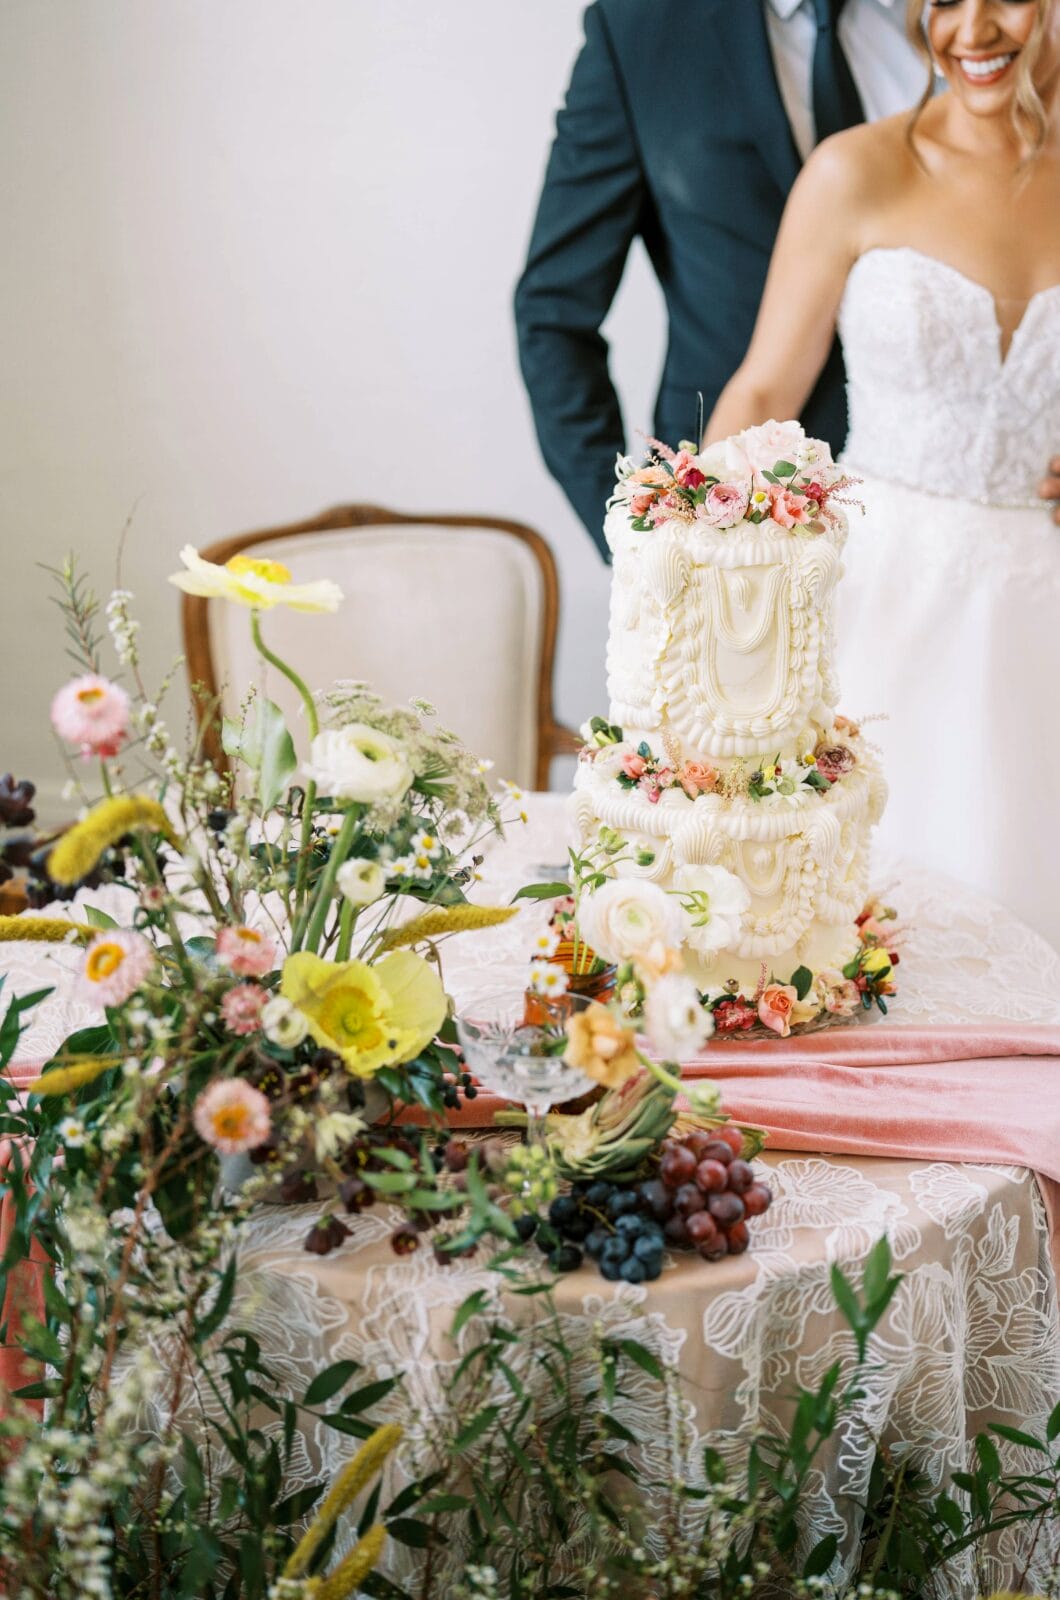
[572,421,888,1000]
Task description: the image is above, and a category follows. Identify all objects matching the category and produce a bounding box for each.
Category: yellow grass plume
[305,1524,386,1600]
[283,1423,402,1580]
[377,904,517,951]
[0,916,92,943]
[27,1057,120,1096]
[48,796,175,886]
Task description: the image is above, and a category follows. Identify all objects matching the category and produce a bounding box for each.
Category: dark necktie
[811,0,866,143]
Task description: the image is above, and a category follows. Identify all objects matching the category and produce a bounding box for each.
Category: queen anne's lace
[840,247,1060,507]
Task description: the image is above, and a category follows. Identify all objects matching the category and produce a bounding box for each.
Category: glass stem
[249,609,320,931]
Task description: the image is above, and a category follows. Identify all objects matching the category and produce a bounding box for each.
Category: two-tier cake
[572,420,888,998]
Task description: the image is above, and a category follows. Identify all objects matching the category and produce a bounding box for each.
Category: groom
[514,0,1060,554]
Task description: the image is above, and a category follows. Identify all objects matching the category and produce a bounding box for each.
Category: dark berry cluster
[511,1124,773,1283]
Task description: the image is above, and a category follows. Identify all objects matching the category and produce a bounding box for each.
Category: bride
[706,0,1060,952]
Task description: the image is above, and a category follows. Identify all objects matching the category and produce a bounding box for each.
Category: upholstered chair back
[182,509,575,791]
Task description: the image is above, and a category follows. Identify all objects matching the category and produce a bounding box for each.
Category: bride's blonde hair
[906,0,1052,158]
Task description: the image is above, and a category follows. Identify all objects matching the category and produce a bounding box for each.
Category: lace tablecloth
[4,796,1059,1596]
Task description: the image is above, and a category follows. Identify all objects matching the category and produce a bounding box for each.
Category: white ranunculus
[303,724,413,805]
[261,995,309,1049]
[336,857,387,907]
[576,877,685,965]
[671,864,750,955]
[643,973,715,1061]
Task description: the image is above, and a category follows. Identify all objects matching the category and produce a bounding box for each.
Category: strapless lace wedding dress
[836,246,1060,951]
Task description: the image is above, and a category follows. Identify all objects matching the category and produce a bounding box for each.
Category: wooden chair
[181,505,580,791]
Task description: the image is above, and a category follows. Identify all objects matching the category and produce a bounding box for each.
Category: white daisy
[59,1117,86,1148]
[531,927,561,959]
[529,961,570,998]
[411,828,443,860]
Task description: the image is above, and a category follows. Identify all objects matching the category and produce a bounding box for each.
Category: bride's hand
[1040,457,1060,526]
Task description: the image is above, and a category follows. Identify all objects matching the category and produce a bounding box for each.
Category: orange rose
[758,984,797,1038]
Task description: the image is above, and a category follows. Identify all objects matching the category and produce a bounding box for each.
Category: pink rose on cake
[758,983,797,1037]
[699,482,750,528]
[769,486,813,529]
[814,744,857,783]
[678,761,719,799]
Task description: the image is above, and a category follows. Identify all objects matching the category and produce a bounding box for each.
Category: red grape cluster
[649,1125,772,1260]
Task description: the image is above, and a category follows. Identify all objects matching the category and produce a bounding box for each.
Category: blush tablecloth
[2,795,1058,1597]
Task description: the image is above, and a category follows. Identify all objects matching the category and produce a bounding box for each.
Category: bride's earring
[921,3,947,79]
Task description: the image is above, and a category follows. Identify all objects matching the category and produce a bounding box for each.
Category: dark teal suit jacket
[514,0,848,556]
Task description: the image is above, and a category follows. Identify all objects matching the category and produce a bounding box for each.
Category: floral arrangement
[580,714,863,807]
[8,549,529,1255]
[610,418,855,538]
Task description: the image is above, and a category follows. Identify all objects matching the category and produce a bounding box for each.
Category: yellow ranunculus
[280,950,447,1077]
[168,546,343,613]
[860,947,892,978]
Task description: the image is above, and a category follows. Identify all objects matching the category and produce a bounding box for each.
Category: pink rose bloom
[622,751,648,781]
[78,929,155,1007]
[769,488,812,529]
[758,983,797,1038]
[221,983,267,1036]
[629,465,671,487]
[51,674,131,760]
[857,916,889,946]
[700,482,750,529]
[193,1077,271,1155]
[679,761,718,799]
[216,924,277,978]
[630,491,656,518]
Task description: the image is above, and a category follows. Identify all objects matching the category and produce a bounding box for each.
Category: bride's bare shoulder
[797,114,917,207]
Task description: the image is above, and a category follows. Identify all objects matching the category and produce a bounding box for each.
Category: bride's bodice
[839,247,1060,506]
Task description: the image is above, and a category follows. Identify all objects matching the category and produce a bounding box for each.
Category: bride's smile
[928,0,1060,120]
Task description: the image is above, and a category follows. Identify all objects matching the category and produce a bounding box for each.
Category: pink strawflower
[50,675,131,760]
[193,1077,271,1154]
[221,983,267,1036]
[78,930,154,1006]
[216,924,277,978]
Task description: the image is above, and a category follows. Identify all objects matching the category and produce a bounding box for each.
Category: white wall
[0,1,665,813]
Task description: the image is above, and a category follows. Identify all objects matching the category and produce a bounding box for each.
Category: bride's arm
[705,135,870,444]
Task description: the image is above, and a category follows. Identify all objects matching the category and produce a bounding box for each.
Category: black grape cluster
[515,1123,772,1282]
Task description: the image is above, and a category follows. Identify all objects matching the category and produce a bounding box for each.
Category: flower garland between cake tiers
[579,715,864,807]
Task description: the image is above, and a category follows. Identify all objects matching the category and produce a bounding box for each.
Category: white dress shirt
[765,0,928,160]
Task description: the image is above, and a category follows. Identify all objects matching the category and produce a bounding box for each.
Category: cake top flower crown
[610,419,853,537]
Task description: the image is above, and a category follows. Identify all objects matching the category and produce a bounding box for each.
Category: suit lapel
[709,0,802,197]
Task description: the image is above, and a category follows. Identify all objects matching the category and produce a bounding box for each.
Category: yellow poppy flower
[168,546,343,613]
[280,950,447,1077]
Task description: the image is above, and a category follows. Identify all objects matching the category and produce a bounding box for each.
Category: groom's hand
[1041,457,1060,525]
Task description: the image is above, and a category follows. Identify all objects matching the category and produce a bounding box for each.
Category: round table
[3,795,1059,1597]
